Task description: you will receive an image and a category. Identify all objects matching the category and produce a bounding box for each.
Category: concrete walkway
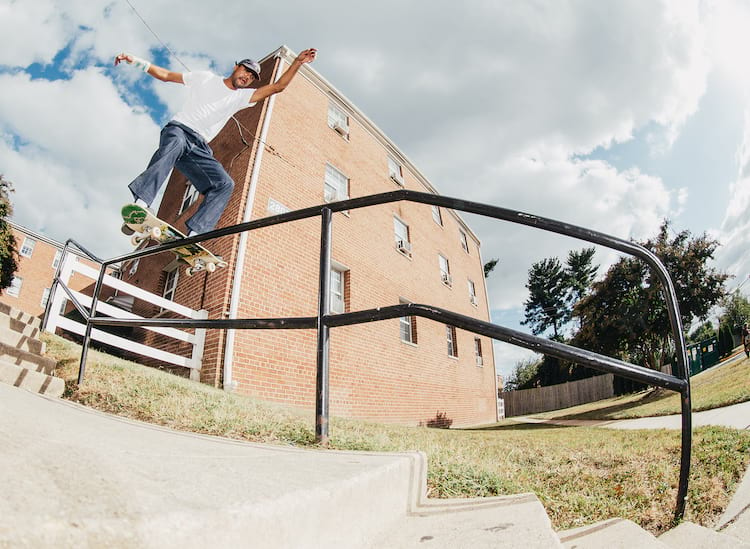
[515,399,750,431]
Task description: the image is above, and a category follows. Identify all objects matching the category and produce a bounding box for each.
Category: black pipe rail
[64,189,691,520]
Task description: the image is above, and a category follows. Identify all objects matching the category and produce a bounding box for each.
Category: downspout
[223,48,286,391]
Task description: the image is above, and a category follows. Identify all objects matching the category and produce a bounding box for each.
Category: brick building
[0,221,110,318]
[121,46,498,426]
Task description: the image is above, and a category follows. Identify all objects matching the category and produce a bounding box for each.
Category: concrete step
[0,301,42,331]
[0,339,56,374]
[0,383,429,548]
[558,518,669,548]
[0,318,45,353]
[369,493,562,548]
[659,521,750,548]
[0,360,64,397]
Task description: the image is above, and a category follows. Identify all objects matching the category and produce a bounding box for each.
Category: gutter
[223,47,287,391]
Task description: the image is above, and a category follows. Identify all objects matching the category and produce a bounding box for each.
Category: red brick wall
[1,226,108,319]
[119,51,497,427]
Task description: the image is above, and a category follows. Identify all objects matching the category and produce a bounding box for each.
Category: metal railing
[63,189,691,520]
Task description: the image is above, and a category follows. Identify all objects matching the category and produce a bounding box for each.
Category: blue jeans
[128,122,234,234]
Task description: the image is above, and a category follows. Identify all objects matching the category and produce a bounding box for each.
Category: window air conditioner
[470,295,478,306]
[332,121,349,137]
[390,173,404,186]
[441,273,452,286]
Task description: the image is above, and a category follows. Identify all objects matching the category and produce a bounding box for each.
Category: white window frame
[41,287,51,308]
[431,206,443,226]
[20,237,36,258]
[468,279,478,306]
[128,258,140,277]
[446,325,458,358]
[330,267,346,314]
[179,182,200,214]
[459,229,469,253]
[7,276,22,298]
[474,337,483,366]
[439,254,452,287]
[327,102,350,139]
[399,299,417,345]
[324,164,349,203]
[163,268,179,302]
[52,250,62,269]
[388,157,404,186]
[393,216,411,256]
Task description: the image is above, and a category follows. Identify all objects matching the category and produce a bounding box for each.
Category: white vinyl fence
[43,253,208,379]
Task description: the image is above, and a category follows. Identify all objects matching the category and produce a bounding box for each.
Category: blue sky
[2,1,750,380]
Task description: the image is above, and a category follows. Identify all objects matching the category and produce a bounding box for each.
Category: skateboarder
[115,48,317,236]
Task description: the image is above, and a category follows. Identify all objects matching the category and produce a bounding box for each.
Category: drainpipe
[223,48,286,391]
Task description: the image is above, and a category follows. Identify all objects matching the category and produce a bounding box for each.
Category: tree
[483,258,499,278]
[688,321,715,345]
[521,257,569,339]
[503,356,542,391]
[521,248,599,341]
[0,175,18,291]
[574,221,728,371]
[719,290,750,333]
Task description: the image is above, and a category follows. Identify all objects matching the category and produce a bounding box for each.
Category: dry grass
[47,334,750,535]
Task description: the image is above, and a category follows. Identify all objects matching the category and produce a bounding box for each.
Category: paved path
[515,399,750,430]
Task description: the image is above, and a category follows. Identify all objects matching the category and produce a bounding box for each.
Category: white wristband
[129,54,151,73]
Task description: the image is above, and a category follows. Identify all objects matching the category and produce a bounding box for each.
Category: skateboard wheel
[206,262,217,273]
[150,226,162,239]
[131,234,144,247]
[185,267,194,276]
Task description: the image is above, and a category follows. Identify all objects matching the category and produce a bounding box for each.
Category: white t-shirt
[172,71,256,142]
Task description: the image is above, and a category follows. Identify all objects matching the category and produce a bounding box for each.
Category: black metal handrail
[65,189,691,520]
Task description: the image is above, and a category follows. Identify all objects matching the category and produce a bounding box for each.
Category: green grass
[535,352,750,421]
[46,334,750,535]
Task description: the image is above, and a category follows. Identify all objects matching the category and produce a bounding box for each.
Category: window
[399,299,417,344]
[163,268,179,302]
[324,164,349,202]
[446,325,458,357]
[180,183,200,214]
[41,287,51,308]
[128,258,140,276]
[459,230,469,253]
[431,206,443,226]
[328,102,349,139]
[330,268,346,314]
[439,254,452,287]
[7,276,22,297]
[20,237,35,258]
[388,157,404,186]
[468,279,478,306]
[52,250,62,269]
[474,338,483,366]
[393,216,411,256]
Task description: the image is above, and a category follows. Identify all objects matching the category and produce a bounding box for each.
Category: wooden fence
[500,374,614,417]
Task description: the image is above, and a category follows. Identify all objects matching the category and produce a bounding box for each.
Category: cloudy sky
[2,0,750,379]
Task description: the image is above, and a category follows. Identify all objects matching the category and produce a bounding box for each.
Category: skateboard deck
[121,203,227,276]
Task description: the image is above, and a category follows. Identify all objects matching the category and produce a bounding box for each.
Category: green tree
[521,257,569,339]
[574,221,728,371]
[687,321,716,345]
[0,175,18,291]
[719,290,750,333]
[566,247,598,303]
[483,258,499,278]
[503,356,542,391]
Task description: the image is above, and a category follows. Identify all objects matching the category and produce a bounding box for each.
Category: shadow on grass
[462,422,573,432]
[553,389,674,420]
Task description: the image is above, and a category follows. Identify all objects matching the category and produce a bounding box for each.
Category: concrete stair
[0,302,63,397]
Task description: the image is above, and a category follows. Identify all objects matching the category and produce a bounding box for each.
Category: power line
[123,0,190,71]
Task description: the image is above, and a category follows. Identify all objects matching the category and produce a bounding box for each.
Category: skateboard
[121,203,227,276]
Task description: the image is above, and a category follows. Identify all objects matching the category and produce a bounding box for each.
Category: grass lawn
[46,335,750,535]
[534,352,750,421]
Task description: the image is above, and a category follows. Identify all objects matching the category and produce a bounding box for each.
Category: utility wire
[124,0,190,71]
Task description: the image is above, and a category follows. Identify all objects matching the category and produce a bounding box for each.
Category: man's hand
[295,48,317,65]
[114,53,134,66]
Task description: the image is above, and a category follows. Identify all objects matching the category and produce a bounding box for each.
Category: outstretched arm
[114,53,184,84]
[249,48,316,103]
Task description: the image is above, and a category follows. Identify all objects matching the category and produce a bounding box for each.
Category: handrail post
[315,207,332,445]
[77,263,107,385]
